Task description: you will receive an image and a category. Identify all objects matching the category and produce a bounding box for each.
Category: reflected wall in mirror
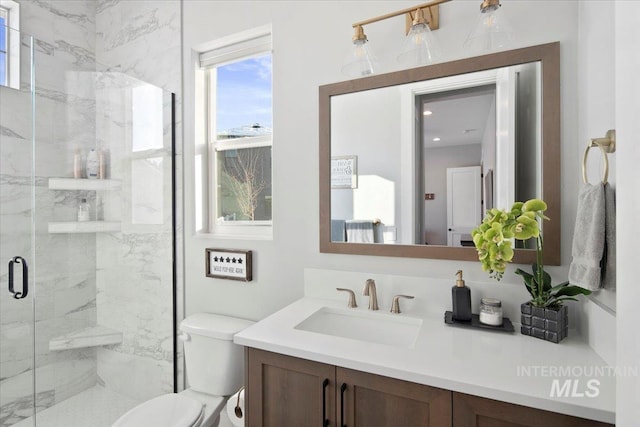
[320,43,560,264]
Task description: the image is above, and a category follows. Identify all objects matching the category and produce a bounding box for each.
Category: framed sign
[331,155,357,189]
[205,248,252,282]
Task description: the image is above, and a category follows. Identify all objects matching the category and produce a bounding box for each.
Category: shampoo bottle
[86,149,99,179]
[452,270,472,321]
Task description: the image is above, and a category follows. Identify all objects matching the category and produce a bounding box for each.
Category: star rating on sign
[214,256,243,264]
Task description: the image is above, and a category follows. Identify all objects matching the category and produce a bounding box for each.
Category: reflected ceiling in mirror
[319,43,560,265]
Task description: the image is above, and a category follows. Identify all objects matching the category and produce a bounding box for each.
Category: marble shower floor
[13,386,140,427]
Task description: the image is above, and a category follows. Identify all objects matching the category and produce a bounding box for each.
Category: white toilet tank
[180,313,255,396]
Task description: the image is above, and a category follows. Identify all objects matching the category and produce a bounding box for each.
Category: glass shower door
[0,25,36,427]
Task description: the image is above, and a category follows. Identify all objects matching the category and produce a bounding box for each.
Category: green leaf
[549,281,570,291]
[515,268,536,298]
[550,286,592,298]
[515,268,533,281]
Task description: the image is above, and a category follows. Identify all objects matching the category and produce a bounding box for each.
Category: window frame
[0,0,20,89]
[197,26,273,239]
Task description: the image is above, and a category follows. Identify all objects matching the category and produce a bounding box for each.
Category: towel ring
[582,129,616,184]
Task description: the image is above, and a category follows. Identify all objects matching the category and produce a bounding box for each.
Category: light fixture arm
[352,0,450,30]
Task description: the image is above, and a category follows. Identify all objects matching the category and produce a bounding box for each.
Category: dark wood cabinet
[453,392,613,427]
[246,348,613,427]
[246,348,336,427]
[246,348,451,427]
[337,367,452,427]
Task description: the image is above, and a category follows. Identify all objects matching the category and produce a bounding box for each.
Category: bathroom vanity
[235,296,615,427]
[246,348,611,427]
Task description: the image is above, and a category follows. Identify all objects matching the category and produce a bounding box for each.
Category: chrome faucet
[363,279,379,311]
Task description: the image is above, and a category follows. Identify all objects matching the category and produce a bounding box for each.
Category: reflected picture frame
[331,155,358,189]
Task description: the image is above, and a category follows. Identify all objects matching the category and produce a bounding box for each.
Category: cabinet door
[453,392,614,427]
[246,348,336,427]
[337,367,452,427]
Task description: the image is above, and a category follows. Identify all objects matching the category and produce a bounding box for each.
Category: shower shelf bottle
[77,198,90,222]
[86,149,99,179]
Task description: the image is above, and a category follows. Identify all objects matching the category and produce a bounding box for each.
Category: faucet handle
[336,288,358,308]
[363,278,376,296]
[390,295,414,314]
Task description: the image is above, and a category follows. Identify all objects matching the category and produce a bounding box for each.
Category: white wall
[331,86,401,230]
[182,1,579,323]
[577,2,617,312]
[614,2,640,424]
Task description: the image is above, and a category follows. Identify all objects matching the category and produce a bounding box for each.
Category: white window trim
[0,0,20,89]
[196,25,273,239]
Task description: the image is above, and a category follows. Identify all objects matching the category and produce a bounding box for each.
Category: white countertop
[234,297,615,424]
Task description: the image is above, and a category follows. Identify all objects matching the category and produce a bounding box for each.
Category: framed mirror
[319,42,560,265]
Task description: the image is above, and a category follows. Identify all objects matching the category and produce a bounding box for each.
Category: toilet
[113,313,255,427]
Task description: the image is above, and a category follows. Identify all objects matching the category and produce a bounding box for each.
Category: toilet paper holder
[234,387,244,419]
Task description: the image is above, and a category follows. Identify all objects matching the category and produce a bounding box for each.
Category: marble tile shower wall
[1,1,98,425]
[95,0,182,400]
[1,1,181,423]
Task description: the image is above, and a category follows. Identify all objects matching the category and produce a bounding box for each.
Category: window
[0,8,7,85]
[0,0,19,89]
[196,27,272,237]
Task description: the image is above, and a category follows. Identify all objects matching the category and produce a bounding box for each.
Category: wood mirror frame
[319,42,560,265]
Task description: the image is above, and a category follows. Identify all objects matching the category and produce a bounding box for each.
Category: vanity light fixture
[423,110,433,116]
[463,0,515,53]
[433,137,441,142]
[341,0,450,77]
[340,25,380,77]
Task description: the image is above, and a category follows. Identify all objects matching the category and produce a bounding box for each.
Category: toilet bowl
[112,313,254,427]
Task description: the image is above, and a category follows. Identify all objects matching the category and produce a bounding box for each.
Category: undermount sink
[294,307,422,348]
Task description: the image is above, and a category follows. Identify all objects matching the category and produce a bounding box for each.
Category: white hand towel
[601,183,616,289]
[345,220,374,243]
[569,183,605,291]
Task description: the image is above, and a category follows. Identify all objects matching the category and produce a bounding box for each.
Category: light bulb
[397,10,440,67]
[463,0,514,53]
[341,26,380,77]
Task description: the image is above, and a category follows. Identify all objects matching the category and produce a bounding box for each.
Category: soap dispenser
[452,270,472,321]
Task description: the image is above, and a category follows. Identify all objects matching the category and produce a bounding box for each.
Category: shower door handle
[8,256,29,299]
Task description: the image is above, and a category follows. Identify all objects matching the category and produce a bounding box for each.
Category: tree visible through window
[219,146,271,221]
[210,51,273,226]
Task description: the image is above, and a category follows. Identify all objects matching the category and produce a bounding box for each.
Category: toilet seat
[113,393,204,427]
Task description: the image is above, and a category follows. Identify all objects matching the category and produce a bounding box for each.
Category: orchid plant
[471,199,591,308]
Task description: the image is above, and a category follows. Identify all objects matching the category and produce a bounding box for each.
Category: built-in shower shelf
[48,221,121,233]
[48,178,121,191]
[49,325,123,351]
